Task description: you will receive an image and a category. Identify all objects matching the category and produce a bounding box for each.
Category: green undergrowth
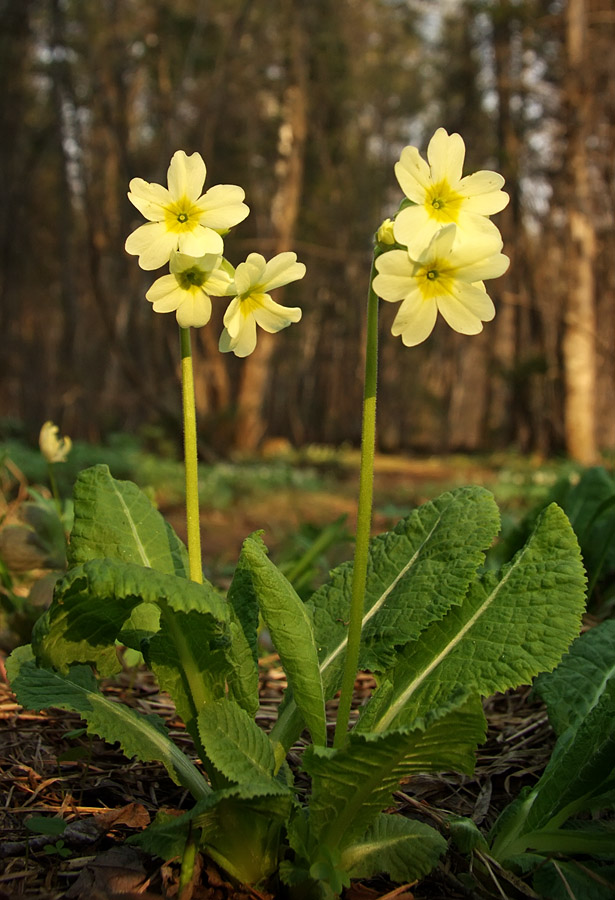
[0,427,594,518]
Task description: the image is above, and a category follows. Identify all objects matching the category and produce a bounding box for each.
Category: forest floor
[0,451,590,899]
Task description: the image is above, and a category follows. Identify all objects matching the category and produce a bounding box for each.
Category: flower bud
[39,421,72,464]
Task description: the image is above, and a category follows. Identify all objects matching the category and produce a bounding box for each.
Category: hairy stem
[333,258,379,748]
[180,327,203,584]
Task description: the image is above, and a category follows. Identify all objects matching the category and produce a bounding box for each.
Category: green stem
[178,822,199,899]
[180,327,203,584]
[333,258,379,749]
[47,463,62,514]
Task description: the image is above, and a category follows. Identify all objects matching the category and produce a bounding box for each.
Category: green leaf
[534,619,615,736]
[224,539,262,716]
[239,534,326,746]
[144,611,230,733]
[6,645,210,802]
[312,486,500,681]
[358,504,586,733]
[197,698,277,785]
[303,693,485,853]
[340,813,446,883]
[133,783,292,885]
[68,465,188,577]
[26,816,67,836]
[490,676,615,860]
[34,558,229,677]
[519,826,615,855]
[533,858,615,900]
[270,487,500,758]
[447,815,489,853]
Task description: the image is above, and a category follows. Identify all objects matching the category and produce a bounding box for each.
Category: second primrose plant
[7,130,587,897]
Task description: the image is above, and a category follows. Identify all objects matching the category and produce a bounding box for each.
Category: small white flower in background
[39,421,72,464]
[393,127,509,256]
[146,252,234,328]
[373,224,509,347]
[125,150,249,271]
[219,252,305,358]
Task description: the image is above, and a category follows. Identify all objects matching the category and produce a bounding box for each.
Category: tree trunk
[562,0,597,464]
[233,9,307,452]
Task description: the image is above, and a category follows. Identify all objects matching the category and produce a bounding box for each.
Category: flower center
[425,179,463,223]
[164,196,202,233]
[426,269,439,280]
[238,291,267,317]
[177,266,207,290]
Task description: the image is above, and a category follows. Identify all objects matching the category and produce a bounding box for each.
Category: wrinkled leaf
[341,813,446,883]
[240,534,326,746]
[68,464,188,577]
[303,693,485,853]
[197,698,277,785]
[358,504,586,733]
[6,645,210,802]
[534,618,615,736]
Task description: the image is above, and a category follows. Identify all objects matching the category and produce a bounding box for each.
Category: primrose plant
[7,130,587,898]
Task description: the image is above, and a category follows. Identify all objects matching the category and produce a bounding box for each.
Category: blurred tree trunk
[234,5,307,451]
[562,0,597,464]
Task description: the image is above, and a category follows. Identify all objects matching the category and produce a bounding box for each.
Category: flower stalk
[333,254,380,749]
[180,326,203,584]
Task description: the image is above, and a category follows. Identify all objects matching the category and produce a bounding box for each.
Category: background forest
[1,0,614,462]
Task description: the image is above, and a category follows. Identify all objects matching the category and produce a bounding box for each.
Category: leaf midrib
[373,540,526,732]
[318,512,444,675]
[111,478,151,568]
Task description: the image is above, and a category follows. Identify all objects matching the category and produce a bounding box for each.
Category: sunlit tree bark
[562,0,598,464]
[234,3,308,451]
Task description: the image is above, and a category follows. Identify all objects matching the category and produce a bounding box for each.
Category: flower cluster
[125,151,305,356]
[373,128,510,346]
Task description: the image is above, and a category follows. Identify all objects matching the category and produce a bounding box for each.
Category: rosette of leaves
[7,465,587,896]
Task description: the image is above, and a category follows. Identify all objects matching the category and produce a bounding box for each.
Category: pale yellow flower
[219,252,305,358]
[393,128,509,256]
[145,251,234,328]
[39,421,72,464]
[373,224,509,346]
[125,151,249,270]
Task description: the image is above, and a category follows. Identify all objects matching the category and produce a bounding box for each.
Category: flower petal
[146,274,185,311]
[394,145,431,202]
[222,296,243,338]
[451,250,510,283]
[204,266,234,297]
[453,211,504,250]
[392,292,438,346]
[167,150,206,202]
[127,179,171,220]
[437,281,494,334]
[253,294,302,333]
[416,222,457,263]
[125,222,178,270]
[462,189,509,215]
[427,128,465,185]
[393,205,438,256]
[198,184,249,230]
[261,252,306,290]
[175,291,212,328]
[234,254,267,294]
[178,226,223,257]
[373,250,415,302]
[223,316,258,357]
